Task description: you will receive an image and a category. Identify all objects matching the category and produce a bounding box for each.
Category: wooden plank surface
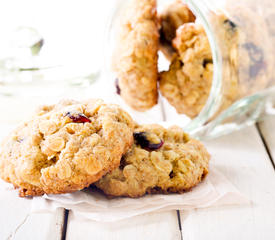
[181,125,275,240]
[0,181,65,240]
[258,115,275,164]
[66,211,181,240]
[0,125,65,240]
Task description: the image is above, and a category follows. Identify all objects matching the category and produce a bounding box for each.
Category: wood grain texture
[0,182,65,240]
[181,126,275,240]
[66,211,181,240]
[258,116,275,165]
[0,124,65,240]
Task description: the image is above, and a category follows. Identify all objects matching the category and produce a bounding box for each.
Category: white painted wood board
[0,124,65,240]
[258,115,275,164]
[66,211,181,240]
[181,126,275,240]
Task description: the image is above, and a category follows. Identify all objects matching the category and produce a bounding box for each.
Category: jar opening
[183,0,223,134]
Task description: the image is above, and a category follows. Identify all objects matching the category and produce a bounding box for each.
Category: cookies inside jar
[111,0,274,123]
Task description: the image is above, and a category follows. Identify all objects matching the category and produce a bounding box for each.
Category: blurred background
[0,0,114,123]
[1,0,274,135]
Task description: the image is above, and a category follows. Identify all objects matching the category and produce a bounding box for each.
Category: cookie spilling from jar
[160,23,213,118]
[113,0,272,119]
[112,0,159,112]
[0,99,210,198]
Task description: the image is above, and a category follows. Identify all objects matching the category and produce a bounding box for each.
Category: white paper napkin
[30,166,249,222]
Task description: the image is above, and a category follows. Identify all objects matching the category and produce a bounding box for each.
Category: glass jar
[104,0,275,139]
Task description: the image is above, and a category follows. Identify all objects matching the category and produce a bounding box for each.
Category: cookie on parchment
[95,124,210,198]
[0,99,134,197]
[113,0,159,111]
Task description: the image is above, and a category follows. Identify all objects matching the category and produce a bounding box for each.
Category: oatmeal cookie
[160,23,213,118]
[219,7,273,97]
[225,1,275,85]
[0,99,134,197]
[95,124,210,198]
[207,9,273,116]
[160,8,273,118]
[113,0,159,111]
[260,1,275,87]
[159,0,195,60]
[209,13,240,113]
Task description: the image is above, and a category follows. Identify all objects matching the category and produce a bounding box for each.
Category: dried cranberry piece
[169,171,175,179]
[243,43,263,63]
[243,43,265,77]
[224,19,237,30]
[202,59,212,68]
[66,112,91,123]
[119,156,127,170]
[249,61,266,78]
[133,132,164,151]
[152,186,162,192]
[148,140,164,150]
[115,78,121,95]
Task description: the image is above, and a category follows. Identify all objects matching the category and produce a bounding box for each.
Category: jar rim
[183,0,223,134]
[102,0,224,135]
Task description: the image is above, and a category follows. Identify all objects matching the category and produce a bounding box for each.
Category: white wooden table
[1,0,275,238]
[0,89,275,240]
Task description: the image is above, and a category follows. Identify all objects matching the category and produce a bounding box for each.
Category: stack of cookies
[1,1,269,199]
[0,99,210,198]
[113,0,213,118]
[114,0,272,118]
